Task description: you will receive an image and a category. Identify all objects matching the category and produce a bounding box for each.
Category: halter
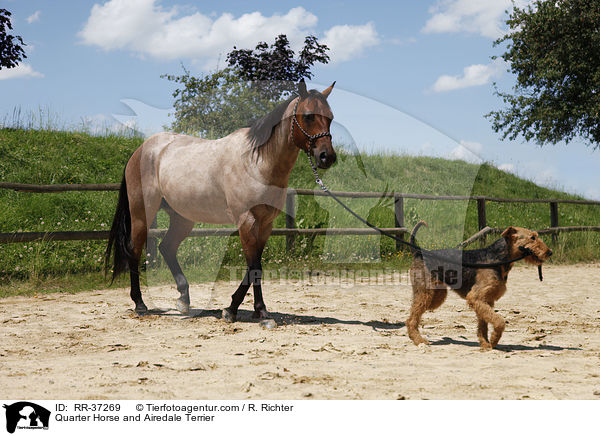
[290,95,332,152]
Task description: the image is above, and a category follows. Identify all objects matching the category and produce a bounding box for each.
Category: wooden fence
[1,182,599,256]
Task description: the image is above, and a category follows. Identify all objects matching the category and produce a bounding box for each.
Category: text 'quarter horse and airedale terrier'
[406,221,552,350]
[105,80,337,327]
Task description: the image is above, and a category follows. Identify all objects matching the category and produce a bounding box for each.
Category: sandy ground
[1,264,599,400]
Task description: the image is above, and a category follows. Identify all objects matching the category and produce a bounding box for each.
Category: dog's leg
[407,288,447,346]
[407,289,432,345]
[489,304,505,349]
[477,319,489,347]
[430,289,447,310]
[467,292,505,349]
[407,260,433,345]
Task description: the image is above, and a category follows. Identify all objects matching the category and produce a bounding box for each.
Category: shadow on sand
[136,308,579,351]
[137,307,404,331]
[430,336,581,352]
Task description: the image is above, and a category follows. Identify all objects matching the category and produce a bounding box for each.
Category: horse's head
[292,80,337,169]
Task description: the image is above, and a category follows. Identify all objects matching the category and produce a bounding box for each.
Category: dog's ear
[502,226,517,239]
[298,79,308,98]
[322,81,336,99]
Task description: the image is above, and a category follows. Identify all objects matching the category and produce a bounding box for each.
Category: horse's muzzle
[317,150,337,169]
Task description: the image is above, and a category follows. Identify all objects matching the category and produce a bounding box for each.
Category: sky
[1,0,599,200]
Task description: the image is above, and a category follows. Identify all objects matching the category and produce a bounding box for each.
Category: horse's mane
[246,94,296,150]
[246,90,328,151]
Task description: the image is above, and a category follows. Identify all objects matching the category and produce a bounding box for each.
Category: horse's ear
[298,79,308,97]
[322,81,336,99]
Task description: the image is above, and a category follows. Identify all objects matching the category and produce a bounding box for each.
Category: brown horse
[105,80,336,323]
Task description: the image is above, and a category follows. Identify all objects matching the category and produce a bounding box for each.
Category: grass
[0,127,598,297]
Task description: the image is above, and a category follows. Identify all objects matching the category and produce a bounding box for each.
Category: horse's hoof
[252,309,270,319]
[222,308,236,323]
[176,298,190,315]
[135,304,148,315]
[259,319,277,329]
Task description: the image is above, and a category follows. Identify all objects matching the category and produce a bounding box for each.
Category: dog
[406,221,552,349]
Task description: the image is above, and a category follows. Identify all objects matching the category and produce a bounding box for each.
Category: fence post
[285,189,296,252]
[477,198,487,247]
[147,215,158,266]
[550,201,559,243]
[394,194,405,251]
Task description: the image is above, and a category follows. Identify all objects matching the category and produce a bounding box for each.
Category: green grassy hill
[1,128,598,294]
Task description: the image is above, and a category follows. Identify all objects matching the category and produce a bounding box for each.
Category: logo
[3,402,50,434]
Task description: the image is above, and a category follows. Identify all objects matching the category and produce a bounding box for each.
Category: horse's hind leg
[128,194,157,313]
[159,210,194,314]
[129,221,148,314]
[125,151,161,314]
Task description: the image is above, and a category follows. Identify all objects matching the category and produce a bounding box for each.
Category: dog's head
[502,226,552,265]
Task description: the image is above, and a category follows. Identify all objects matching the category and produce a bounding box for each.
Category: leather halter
[290,95,332,152]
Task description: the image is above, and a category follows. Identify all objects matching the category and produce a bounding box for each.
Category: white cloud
[531,169,559,188]
[422,0,532,39]
[497,161,560,189]
[79,0,379,68]
[0,64,44,80]
[448,139,483,163]
[584,187,600,201]
[498,163,515,173]
[322,22,379,63]
[389,36,417,46]
[27,10,41,24]
[112,99,172,137]
[430,58,504,92]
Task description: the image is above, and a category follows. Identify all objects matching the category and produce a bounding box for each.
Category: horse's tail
[409,220,427,258]
[105,174,133,282]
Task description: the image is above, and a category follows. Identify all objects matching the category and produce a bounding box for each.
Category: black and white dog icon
[3,402,50,433]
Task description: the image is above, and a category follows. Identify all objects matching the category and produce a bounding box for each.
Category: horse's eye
[303,113,315,123]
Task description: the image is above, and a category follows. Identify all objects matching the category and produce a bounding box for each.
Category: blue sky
[1,0,599,199]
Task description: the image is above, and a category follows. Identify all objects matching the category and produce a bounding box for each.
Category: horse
[105,80,337,324]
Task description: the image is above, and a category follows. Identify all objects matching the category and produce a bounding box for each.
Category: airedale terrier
[406,221,552,349]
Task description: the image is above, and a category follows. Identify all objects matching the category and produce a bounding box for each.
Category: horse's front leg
[251,219,274,321]
[223,212,274,324]
[250,257,268,319]
[222,268,251,323]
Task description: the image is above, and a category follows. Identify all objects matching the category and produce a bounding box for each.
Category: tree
[487,0,600,149]
[0,8,26,70]
[162,66,276,138]
[227,34,329,101]
[163,34,329,138]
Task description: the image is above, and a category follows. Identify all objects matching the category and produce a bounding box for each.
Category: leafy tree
[163,34,329,138]
[487,0,600,149]
[0,8,27,70]
[227,34,329,101]
[162,66,275,138]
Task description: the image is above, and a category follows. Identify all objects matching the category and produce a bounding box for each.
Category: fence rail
[1,182,599,253]
[2,182,600,205]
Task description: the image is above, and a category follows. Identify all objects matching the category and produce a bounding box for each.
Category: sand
[1,264,599,400]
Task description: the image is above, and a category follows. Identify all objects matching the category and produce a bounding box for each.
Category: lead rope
[304,150,537,271]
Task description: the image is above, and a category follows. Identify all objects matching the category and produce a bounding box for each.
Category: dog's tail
[409,220,427,258]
